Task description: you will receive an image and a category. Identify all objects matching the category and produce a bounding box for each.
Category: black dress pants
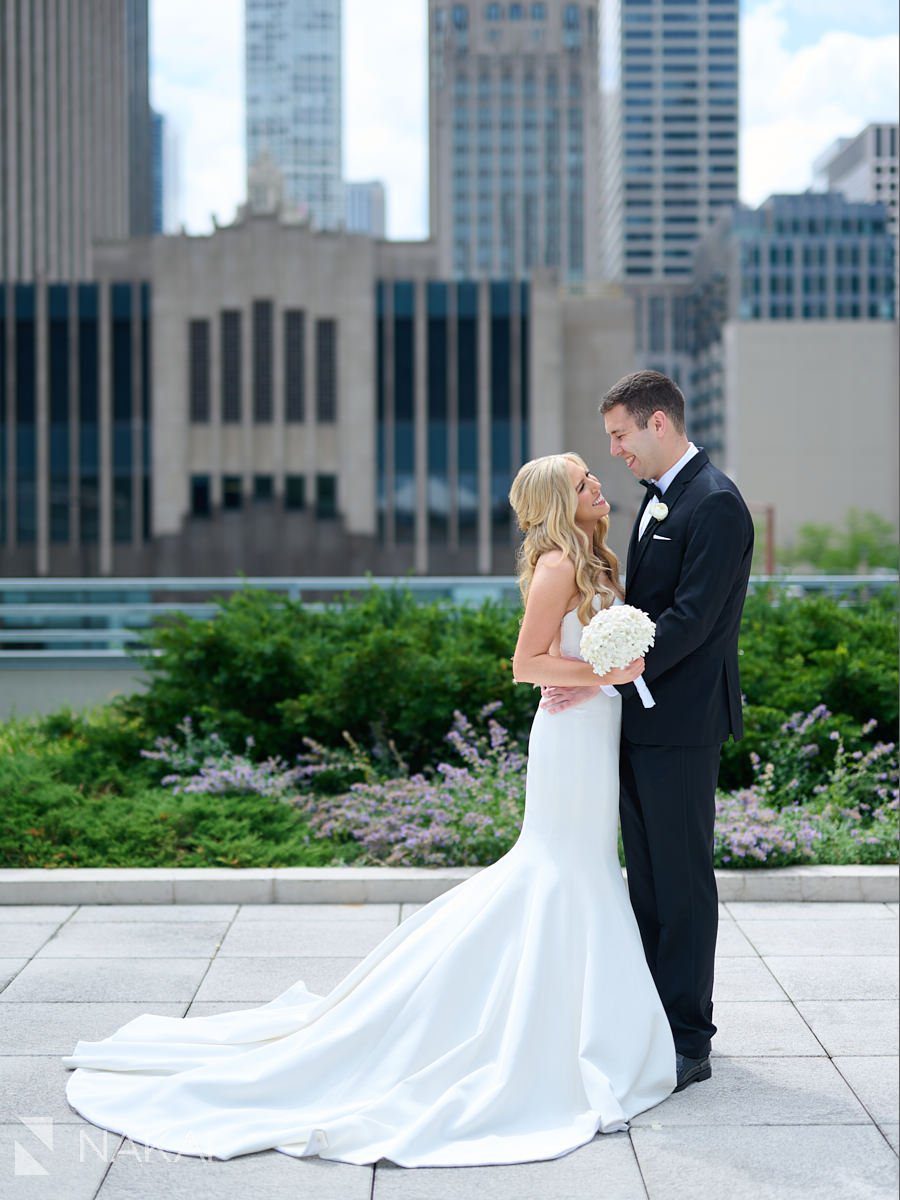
[619,738,721,1059]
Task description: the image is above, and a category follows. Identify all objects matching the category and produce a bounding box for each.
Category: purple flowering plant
[141,716,306,799]
[715,707,898,867]
[138,703,897,870]
[291,704,527,867]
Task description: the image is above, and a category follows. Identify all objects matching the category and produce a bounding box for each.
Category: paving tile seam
[637,1121,880,1128]
[181,904,244,1018]
[725,904,900,919]
[623,1131,652,1200]
[711,1052,895,1059]
[89,1134,125,1200]
[830,1059,900,1136]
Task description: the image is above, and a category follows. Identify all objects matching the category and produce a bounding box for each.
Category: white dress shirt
[638,442,699,539]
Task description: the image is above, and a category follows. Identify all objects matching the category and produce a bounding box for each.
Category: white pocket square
[652,534,672,541]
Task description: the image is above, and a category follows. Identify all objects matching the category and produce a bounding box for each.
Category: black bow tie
[639,478,662,500]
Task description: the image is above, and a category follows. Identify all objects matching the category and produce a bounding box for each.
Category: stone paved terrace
[0,899,897,1199]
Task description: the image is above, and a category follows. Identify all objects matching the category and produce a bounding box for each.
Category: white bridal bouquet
[579,605,657,710]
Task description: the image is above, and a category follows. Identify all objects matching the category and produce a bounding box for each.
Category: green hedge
[125,587,536,773]
[121,583,897,789]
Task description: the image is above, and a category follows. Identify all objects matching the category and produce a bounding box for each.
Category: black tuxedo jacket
[617,448,754,746]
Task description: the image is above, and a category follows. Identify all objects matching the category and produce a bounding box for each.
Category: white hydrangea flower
[578,604,656,678]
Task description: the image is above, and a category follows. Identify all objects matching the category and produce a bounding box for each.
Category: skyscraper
[429,1,601,283]
[245,0,343,231]
[814,123,899,309]
[126,0,153,237]
[345,181,388,238]
[152,112,166,235]
[0,0,153,279]
[599,0,739,385]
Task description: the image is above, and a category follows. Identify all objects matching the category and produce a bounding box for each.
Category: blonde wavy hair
[508,452,623,624]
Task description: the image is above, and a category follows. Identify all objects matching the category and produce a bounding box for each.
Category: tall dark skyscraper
[127,0,153,238]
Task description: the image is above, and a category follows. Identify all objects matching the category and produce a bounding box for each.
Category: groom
[543,370,754,1092]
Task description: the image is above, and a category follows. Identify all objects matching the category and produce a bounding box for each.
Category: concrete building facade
[428,0,601,283]
[718,320,898,544]
[814,123,899,309]
[245,0,344,231]
[0,0,152,280]
[690,192,897,459]
[0,215,639,579]
[681,192,898,543]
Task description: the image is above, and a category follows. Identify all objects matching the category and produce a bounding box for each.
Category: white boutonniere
[648,501,668,523]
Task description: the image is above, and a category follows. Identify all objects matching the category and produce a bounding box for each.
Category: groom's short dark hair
[600,370,686,434]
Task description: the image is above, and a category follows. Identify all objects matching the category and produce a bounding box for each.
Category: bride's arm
[512,553,643,688]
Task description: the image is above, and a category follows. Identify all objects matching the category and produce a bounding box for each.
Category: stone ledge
[0,865,896,906]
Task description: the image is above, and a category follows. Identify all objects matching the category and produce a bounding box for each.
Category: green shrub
[719,586,898,789]
[127,585,537,771]
[0,729,344,869]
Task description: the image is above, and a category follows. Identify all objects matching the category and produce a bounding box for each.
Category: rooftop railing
[0,574,896,664]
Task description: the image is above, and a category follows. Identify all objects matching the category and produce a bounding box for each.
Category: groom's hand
[540,684,602,713]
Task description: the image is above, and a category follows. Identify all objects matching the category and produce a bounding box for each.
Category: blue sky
[743,0,898,51]
[150,0,899,239]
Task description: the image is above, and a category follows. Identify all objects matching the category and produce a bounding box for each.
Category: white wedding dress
[62,598,676,1168]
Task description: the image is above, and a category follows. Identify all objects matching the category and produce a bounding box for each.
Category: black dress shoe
[674,1053,711,1092]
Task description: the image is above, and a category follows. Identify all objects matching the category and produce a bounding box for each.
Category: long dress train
[62,601,676,1167]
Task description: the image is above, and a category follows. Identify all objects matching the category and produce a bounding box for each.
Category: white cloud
[740,0,900,206]
[343,0,428,239]
[743,0,898,39]
[150,0,245,233]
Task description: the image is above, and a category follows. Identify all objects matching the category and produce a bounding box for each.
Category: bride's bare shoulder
[533,549,573,578]
[528,552,577,612]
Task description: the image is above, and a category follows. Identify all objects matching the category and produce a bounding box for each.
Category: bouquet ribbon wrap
[600,677,655,709]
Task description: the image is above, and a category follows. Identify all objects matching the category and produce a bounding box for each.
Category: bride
[62,452,676,1168]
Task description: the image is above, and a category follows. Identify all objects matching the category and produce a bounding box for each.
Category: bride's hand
[602,657,645,686]
[540,683,602,713]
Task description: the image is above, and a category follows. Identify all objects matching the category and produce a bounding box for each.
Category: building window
[78,284,100,544]
[111,284,134,544]
[285,474,306,510]
[253,474,273,502]
[252,300,273,422]
[14,285,37,544]
[48,285,70,544]
[315,318,338,422]
[221,310,242,422]
[316,474,337,518]
[189,319,210,422]
[284,309,305,422]
[191,474,211,516]
[223,475,242,510]
[452,4,468,29]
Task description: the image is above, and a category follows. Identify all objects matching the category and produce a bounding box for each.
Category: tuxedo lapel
[626,491,653,580]
[626,449,709,591]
